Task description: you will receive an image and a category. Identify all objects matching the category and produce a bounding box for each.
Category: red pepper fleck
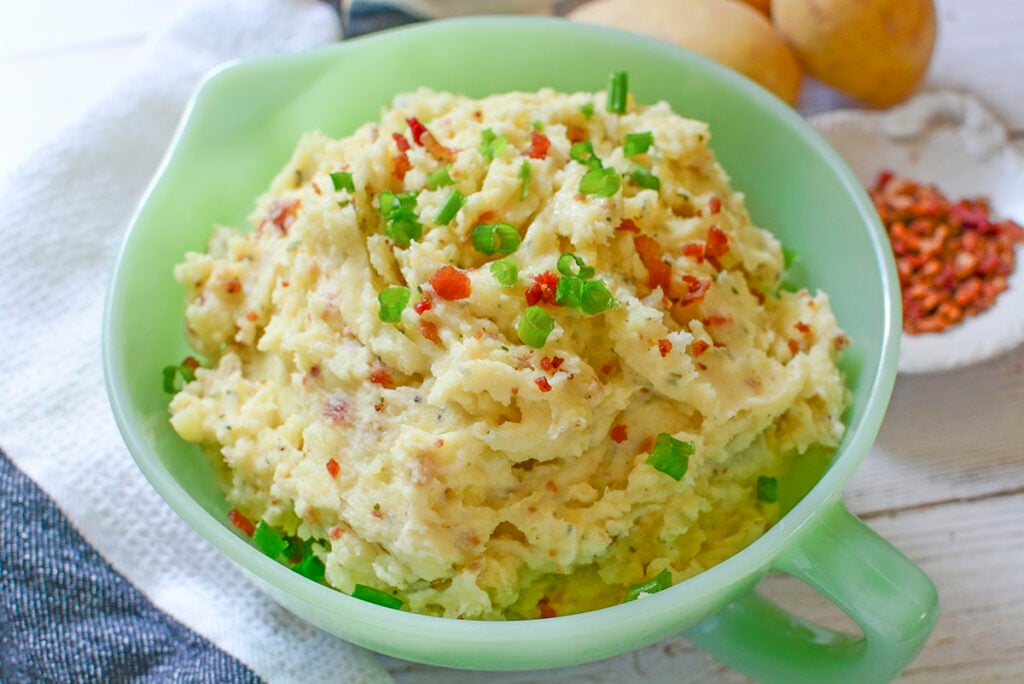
[435,438,445,448]
[794,321,811,334]
[414,295,433,315]
[420,319,440,343]
[525,271,559,306]
[702,314,729,326]
[634,235,671,292]
[610,424,628,443]
[788,339,800,354]
[691,340,711,357]
[638,436,654,453]
[370,363,395,389]
[697,362,708,371]
[182,356,201,373]
[539,356,554,372]
[374,401,384,412]
[329,526,345,540]
[545,480,558,492]
[430,265,472,301]
[228,509,255,537]
[706,225,729,259]
[326,458,340,478]
[550,356,564,370]
[601,363,613,375]
[392,132,411,152]
[526,130,551,159]
[371,507,384,519]
[392,133,411,180]
[657,338,672,357]
[708,196,722,215]
[281,280,290,288]
[535,376,552,392]
[245,310,259,322]
[268,199,301,234]
[225,278,242,294]
[538,597,557,619]
[405,116,427,145]
[616,218,640,233]
[682,242,705,262]
[680,275,712,305]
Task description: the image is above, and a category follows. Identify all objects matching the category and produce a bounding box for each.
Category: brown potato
[772,0,936,107]
[569,0,802,105]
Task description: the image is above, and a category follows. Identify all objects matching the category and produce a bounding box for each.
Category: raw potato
[773,0,936,107]
[569,0,802,105]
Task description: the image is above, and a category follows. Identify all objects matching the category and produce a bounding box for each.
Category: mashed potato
[168,84,849,620]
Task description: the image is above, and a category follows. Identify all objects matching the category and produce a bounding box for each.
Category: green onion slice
[532,119,545,131]
[556,253,595,280]
[518,160,532,200]
[433,189,465,225]
[378,287,411,323]
[555,275,582,309]
[329,171,354,192]
[624,569,672,602]
[490,257,519,288]
[162,360,197,394]
[757,476,779,503]
[426,165,457,189]
[384,216,422,247]
[646,433,694,481]
[569,140,601,170]
[517,306,555,349]
[627,167,661,191]
[580,102,595,119]
[472,223,522,255]
[480,128,508,160]
[294,552,325,583]
[253,521,288,558]
[623,131,654,158]
[579,166,621,198]
[580,280,616,315]
[352,584,404,609]
[607,71,629,114]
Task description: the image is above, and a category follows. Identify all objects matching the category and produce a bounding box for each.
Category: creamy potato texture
[169,86,849,619]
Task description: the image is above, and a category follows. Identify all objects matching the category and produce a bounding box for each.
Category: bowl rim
[102,15,900,640]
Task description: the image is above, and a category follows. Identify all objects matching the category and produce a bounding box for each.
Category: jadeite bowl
[103,17,938,683]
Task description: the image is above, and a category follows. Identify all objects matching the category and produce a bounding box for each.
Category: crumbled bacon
[794,321,811,334]
[535,376,552,392]
[268,199,301,234]
[392,133,411,180]
[708,196,722,215]
[538,597,557,619]
[228,509,255,537]
[430,265,472,301]
[657,338,672,357]
[413,295,433,315]
[369,363,395,389]
[329,526,345,540]
[405,116,427,145]
[326,458,340,478]
[550,356,564,370]
[245,310,259,322]
[616,218,640,233]
[224,278,242,294]
[690,340,711,357]
[680,275,712,305]
[525,271,559,306]
[420,319,440,343]
[706,226,729,259]
[633,235,671,292]
[788,339,800,354]
[682,242,705,262]
[526,130,551,159]
[610,424,628,443]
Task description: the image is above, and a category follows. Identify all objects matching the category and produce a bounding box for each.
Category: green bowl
[103,17,937,683]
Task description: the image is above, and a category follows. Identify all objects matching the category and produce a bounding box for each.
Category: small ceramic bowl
[103,17,937,683]
[812,91,1024,374]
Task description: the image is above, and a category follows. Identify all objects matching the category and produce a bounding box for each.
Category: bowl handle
[685,500,938,684]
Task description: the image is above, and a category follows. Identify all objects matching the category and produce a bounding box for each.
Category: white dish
[811,90,1024,374]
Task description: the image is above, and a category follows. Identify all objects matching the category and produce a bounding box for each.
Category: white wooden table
[2,2,1020,682]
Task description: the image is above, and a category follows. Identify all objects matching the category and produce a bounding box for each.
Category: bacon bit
[545,480,558,492]
[610,424,629,443]
[182,357,200,373]
[281,280,290,288]
[639,436,655,453]
[788,339,800,354]
[696,362,708,371]
[430,265,472,301]
[268,199,301,234]
[326,458,340,478]
[526,130,551,159]
[405,116,428,145]
[535,376,552,392]
[392,133,411,180]
[369,363,395,389]
[680,275,712,306]
[538,598,557,619]
[691,340,711,357]
[422,131,457,163]
[228,509,255,537]
[309,365,321,377]
[551,356,565,370]
[702,313,729,326]
[682,242,705,262]
[311,182,322,195]
[371,506,384,519]
[794,321,811,334]
[224,278,242,294]
[657,338,673,357]
[834,334,850,350]
[525,271,559,306]
[616,218,640,233]
[706,226,729,258]
[472,110,483,121]
[392,132,411,152]
[245,310,259,322]
[601,363,613,375]
[329,526,345,540]
[708,196,722,215]
[322,399,350,425]
[634,235,672,292]
[434,438,445,448]
[527,504,537,513]
[566,124,588,144]
[420,319,440,343]
[414,295,433,315]
[539,356,554,372]
[511,387,519,396]
[374,401,384,412]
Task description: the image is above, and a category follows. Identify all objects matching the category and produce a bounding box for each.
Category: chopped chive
[580,280,616,315]
[490,257,519,287]
[329,171,354,192]
[532,119,545,131]
[378,287,411,323]
[518,160,532,200]
[426,165,457,189]
[624,569,672,602]
[569,140,601,170]
[579,166,621,197]
[757,476,779,503]
[379,191,396,218]
[517,306,555,349]
[480,128,508,160]
[555,275,582,308]
[623,131,654,158]
[384,216,422,246]
[161,366,179,393]
[294,552,325,583]
[433,189,465,225]
[580,102,595,119]
[783,248,799,270]
[607,71,629,114]
[379,192,422,247]
[352,584,404,609]
[556,253,595,280]
[253,521,288,558]
[627,167,661,191]
[162,358,198,394]
[646,433,694,481]
[472,223,521,255]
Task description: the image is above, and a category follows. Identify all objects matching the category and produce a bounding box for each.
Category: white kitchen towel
[0,0,393,681]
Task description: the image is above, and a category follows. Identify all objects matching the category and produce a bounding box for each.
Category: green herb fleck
[426,165,457,189]
[570,140,601,170]
[329,171,354,193]
[757,476,779,503]
[623,131,654,158]
[532,119,545,131]
[646,433,694,481]
[580,102,595,119]
[480,128,508,160]
[352,584,404,609]
[253,521,288,558]
[624,569,672,602]
[607,71,629,114]
[518,160,532,200]
[627,167,661,191]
